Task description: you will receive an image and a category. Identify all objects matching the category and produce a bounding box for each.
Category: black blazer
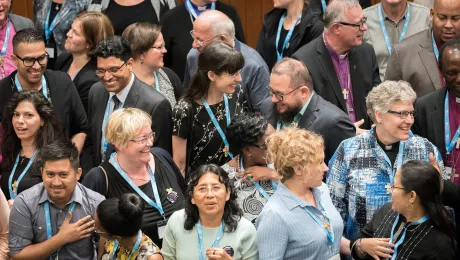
[413,88,447,157]
[55,52,99,115]
[292,35,381,129]
[260,93,355,165]
[85,75,173,169]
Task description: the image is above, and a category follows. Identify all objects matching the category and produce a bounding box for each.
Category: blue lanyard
[185,0,216,19]
[389,214,429,260]
[15,74,49,99]
[101,96,124,158]
[197,220,224,260]
[201,95,233,159]
[321,0,327,13]
[44,201,76,260]
[432,32,439,61]
[275,12,302,61]
[303,203,334,245]
[444,92,460,155]
[45,4,62,41]
[378,3,411,55]
[1,21,11,57]
[109,153,165,218]
[276,121,282,131]
[8,150,38,199]
[111,230,142,260]
[239,156,277,200]
[153,71,160,92]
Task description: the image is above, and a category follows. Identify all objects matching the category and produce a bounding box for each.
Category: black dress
[82,148,186,247]
[0,155,41,200]
[105,0,159,36]
[351,203,455,260]
[172,85,248,178]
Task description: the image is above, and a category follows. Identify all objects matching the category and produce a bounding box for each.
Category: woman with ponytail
[350,160,456,260]
[95,193,163,260]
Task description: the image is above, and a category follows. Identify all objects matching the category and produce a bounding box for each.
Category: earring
[405,202,414,211]
[141,60,144,64]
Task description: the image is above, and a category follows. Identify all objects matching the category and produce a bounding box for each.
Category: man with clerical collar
[292,0,381,135]
[363,0,430,81]
[0,28,88,152]
[8,138,105,260]
[385,0,460,97]
[414,38,460,184]
[260,58,355,166]
[0,0,34,79]
[183,10,269,112]
[84,36,172,171]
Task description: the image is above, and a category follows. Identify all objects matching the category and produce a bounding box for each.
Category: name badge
[157,219,168,239]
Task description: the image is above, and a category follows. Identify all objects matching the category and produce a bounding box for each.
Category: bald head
[272,58,313,90]
[431,0,460,44]
[440,39,460,97]
[191,10,235,51]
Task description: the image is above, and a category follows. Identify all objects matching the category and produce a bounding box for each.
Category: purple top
[448,92,460,183]
[0,18,17,79]
[323,33,356,122]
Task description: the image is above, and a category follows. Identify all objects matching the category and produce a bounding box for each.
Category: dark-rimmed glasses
[95,62,127,77]
[386,110,417,119]
[189,30,222,47]
[129,132,155,145]
[14,53,49,67]
[337,17,367,29]
[269,85,304,101]
[252,143,267,150]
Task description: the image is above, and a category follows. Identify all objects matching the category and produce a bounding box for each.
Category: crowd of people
[0,0,460,259]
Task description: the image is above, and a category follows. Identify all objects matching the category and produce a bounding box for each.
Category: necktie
[112,95,122,112]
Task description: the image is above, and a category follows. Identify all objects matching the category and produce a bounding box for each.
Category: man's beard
[277,104,302,122]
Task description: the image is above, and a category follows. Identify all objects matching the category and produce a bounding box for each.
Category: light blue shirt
[256,182,343,260]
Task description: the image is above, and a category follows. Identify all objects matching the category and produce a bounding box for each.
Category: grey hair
[366,81,417,123]
[323,0,361,29]
[271,58,313,90]
[211,16,235,41]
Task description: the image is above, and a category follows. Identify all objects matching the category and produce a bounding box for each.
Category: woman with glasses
[350,160,455,259]
[0,91,63,205]
[83,108,186,247]
[172,41,247,180]
[55,11,114,115]
[96,193,163,260]
[122,22,182,108]
[161,164,258,259]
[221,113,278,225]
[327,80,449,242]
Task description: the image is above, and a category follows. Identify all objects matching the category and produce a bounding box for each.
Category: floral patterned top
[101,233,161,260]
[172,85,248,174]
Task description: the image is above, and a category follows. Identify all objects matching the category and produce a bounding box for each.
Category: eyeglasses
[390,184,405,193]
[195,185,224,195]
[252,143,267,150]
[150,43,166,51]
[14,53,49,67]
[93,229,109,236]
[190,30,222,47]
[129,132,155,145]
[386,110,417,119]
[338,17,367,29]
[227,70,242,79]
[95,62,126,76]
[269,85,303,101]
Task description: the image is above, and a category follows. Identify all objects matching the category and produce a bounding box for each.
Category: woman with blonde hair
[55,11,114,114]
[257,127,348,259]
[83,107,185,247]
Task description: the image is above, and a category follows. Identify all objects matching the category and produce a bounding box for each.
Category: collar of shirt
[287,91,315,126]
[38,182,84,207]
[188,0,211,13]
[276,181,324,211]
[110,72,135,104]
[381,2,408,24]
[323,33,348,62]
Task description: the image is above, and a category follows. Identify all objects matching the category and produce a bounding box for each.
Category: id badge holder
[157,219,168,239]
[45,41,56,59]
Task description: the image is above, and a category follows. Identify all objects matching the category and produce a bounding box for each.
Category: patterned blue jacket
[326,128,447,239]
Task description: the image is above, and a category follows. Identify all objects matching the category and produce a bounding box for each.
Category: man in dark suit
[84,36,172,170]
[260,58,355,165]
[413,39,460,183]
[292,0,380,134]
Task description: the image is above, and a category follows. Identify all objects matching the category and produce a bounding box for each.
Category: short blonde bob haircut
[105,108,152,149]
[266,127,324,182]
[366,80,416,124]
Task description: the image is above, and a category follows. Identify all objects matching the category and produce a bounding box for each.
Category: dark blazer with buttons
[292,34,381,129]
[84,75,173,170]
[260,93,356,165]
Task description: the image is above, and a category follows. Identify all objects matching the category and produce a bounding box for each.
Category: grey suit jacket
[85,75,173,168]
[9,14,34,31]
[385,29,441,98]
[260,92,356,165]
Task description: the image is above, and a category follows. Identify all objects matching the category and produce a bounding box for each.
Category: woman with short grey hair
[326,80,448,241]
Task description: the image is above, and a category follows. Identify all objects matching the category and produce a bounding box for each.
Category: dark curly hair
[1,91,63,172]
[184,164,242,232]
[94,35,132,62]
[182,41,244,102]
[226,113,268,155]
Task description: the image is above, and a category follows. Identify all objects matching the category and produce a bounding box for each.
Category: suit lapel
[298,94,318,129]
[317,36,347,112]
[432,89,447,155]
[349,48,366,122]
[419,39,442,91]
[123,77,140,108]
[95,89,109,162]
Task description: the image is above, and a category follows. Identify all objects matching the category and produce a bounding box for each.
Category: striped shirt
[256,182,343,260]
